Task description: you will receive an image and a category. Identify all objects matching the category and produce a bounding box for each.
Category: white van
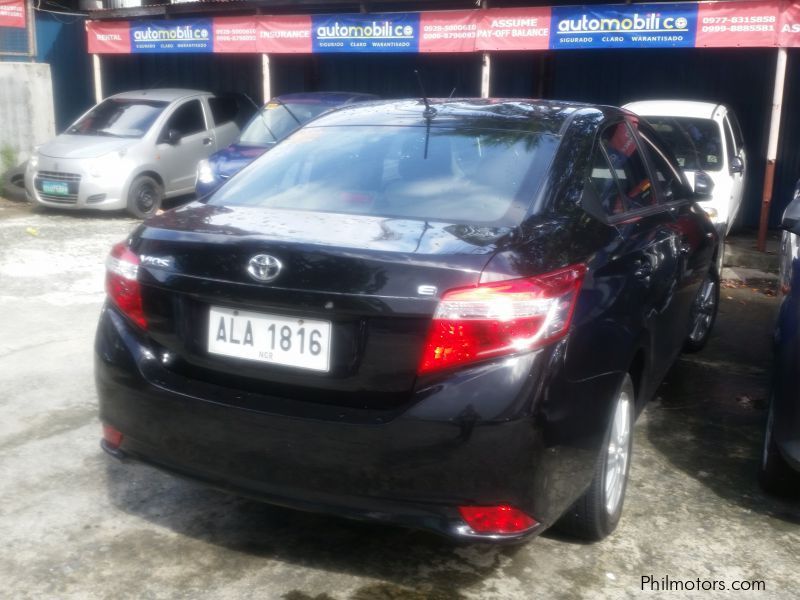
[623,100,747,237]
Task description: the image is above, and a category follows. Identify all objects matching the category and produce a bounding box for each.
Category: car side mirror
[162,129,181,145]
[780,180,800,235]
[692,171,715,202]
[729,156,744,175]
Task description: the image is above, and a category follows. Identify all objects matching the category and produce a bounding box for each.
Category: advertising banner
[779,1,800,47]
[0,0,25,29]
[213,16,258,53]
[258,15,312,53]
[696,0,780,47]
[419,10,476,53]
[476,8,551,51]
[549,3,698,49]
[130,19,213,53]
[419,8,551,53]
[86,20,131,54]
[311,13,420,53]
[85,2,800,55]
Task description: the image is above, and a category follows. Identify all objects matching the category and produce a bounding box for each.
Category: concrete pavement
[1,199,798,599]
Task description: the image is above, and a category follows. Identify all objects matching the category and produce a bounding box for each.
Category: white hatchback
[623,100,746,237]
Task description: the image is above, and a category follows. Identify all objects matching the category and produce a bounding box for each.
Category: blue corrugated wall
[34,11,94,131]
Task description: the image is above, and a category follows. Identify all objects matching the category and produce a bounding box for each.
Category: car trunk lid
[133,204,512,409]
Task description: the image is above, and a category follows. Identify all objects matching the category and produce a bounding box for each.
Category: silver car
[25,89,241,218]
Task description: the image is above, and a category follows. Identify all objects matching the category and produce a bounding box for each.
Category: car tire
[555,374,635,541]
[1,164,27,202]
[759,395,800,496]
[683,267,720,353]
[126,175,163,219]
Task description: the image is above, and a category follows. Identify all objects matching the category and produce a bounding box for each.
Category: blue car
[195,92,377,196]
[764,179,800,494]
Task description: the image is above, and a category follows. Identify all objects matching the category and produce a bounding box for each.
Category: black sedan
[95,99,719,542]
[763,181,800,494]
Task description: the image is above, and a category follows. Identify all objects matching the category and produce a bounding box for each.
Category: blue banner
[311,13,420,53]
[131,19,213,53]
[549,3,698,49]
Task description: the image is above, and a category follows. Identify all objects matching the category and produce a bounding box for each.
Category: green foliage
[1,145,17,173]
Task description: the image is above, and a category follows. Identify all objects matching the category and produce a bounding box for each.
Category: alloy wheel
[605,389,631,515]
[689,276,717,343]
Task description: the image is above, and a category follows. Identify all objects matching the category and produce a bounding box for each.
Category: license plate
[208,306,331,372]
[42,181,70,196]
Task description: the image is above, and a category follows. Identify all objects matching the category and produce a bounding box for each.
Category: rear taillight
[102,424,123,450]
[458,505,538,535]
[105,241,146,329]
[419,264,586,374]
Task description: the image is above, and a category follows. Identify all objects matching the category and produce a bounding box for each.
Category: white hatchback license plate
[42,181,69,195]
[208,306,331,372]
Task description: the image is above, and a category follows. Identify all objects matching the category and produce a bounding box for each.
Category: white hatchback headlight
[196,159,216,185]
[28,152,39,170]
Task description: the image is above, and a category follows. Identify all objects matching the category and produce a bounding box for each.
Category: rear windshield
[209,125,558,226]
[67,99,168,138]
[644,116,723,172]
[238,101,333,147]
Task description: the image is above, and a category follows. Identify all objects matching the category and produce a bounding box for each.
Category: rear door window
[163,99,207,138]
[639,130,688,203]
[588,145,626,215]
[208,96,238,127]
[599,121,655,210]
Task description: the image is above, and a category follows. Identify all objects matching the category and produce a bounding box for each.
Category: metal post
[261,53,271,103]
[758,47,788,252]
[480,52,491,99]
[92,54,103,104]
[26,0,36,60]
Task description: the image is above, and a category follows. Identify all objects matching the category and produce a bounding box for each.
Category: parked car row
[23,89,375,218]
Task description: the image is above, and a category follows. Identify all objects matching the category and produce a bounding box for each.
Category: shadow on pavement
[103,459,523,599]
[645,287,800,526]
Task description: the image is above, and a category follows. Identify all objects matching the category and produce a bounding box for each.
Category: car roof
[274,92,379,105]
[305,98,614,134]
[622,100,725,120]
[109,89,211,103]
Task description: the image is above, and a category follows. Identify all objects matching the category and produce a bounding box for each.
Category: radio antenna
[414,69,437,119]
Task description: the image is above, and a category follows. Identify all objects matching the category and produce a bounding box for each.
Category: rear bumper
[95,305,621,541]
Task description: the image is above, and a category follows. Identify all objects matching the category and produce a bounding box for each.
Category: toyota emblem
[247,254,282,282]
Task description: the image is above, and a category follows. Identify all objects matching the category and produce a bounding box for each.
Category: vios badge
[247,254,282,282]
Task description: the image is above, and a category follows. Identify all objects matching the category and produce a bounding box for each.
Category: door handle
[633,259,653,280]
[202,137,213,145]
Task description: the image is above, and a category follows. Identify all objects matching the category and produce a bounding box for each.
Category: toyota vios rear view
[95,99,719,542]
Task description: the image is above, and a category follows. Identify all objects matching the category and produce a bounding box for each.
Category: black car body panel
[773,230,800,470]
[96,98,718,540]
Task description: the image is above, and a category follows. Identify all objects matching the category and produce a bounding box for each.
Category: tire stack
[1,163,27,202]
